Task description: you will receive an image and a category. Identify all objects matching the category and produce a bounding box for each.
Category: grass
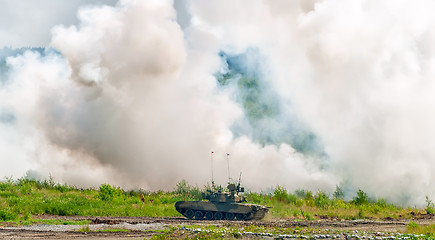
[78,225,90,232]
[0,177,182,223]
[0,177,427,225]
[407,221,435,238]
[244,188,413,220]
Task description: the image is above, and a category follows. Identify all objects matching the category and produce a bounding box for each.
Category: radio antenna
[211,151,214,186]
[227,153,231,183]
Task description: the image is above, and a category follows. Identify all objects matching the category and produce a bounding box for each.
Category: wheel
[236,213,245,220]
[194,211,204,220]
[214,212,223,220]
[205,211,214,220]
[185,209,194,219]
[225,212,235,220]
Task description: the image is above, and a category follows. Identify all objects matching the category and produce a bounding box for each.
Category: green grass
[245,188,412,220]
[407,221,435,238]
[0,177,426,224]
[0,177,182,223]
[78,225,90,232]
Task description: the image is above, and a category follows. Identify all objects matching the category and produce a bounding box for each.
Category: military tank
[175,182,269,220]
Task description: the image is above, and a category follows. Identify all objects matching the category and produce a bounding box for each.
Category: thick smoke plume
[1,0,435,205]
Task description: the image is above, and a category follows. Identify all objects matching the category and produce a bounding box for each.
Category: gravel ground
[0,216,433,239]
[2,222,165,232]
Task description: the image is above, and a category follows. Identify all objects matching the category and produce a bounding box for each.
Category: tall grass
[0,177,423,222]
[245,187,413,220]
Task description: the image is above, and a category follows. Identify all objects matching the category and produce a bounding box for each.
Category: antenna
[226,153,231,183]
[211,151,214,186]
[237,172,243,193]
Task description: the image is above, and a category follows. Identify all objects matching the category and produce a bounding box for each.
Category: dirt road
[0,215,431,239]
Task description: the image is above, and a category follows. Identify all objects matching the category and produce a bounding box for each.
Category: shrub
[273,185,288,203]
[79,225,90,232]
[376,198,388,208]
[0,209,17,221]
[357,208,365,219]
[98,184,122,201]
[305,191,314,206]
[408,221,419,229]
[0,182,12,192]
[314,191,330,209]
[174,179,191,196]
[426,196,435,214]
[174,180,202,200]
[333,185,344,199]
[371,205,381,214]
[287,193,298,204]
[245,192,266,204]
[294,189,306,198]
[55,184,71,193]
[352,189,369,205]
[304,191,313,201]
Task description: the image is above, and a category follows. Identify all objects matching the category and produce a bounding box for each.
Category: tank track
[176,207,265,221]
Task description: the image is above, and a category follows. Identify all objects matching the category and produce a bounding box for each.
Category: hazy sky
[0,0,117,47]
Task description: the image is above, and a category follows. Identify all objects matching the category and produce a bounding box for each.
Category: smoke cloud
[1,0,435,205]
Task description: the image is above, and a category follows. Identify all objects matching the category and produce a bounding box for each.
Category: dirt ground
[0,215,434,239]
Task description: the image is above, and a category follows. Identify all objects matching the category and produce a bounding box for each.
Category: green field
[0,177,429,223]
[2,177,435,238]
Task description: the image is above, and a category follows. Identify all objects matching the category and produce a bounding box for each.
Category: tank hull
[175,201,268,220]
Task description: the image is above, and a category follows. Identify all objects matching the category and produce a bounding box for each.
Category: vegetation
[0,177,428,225]
[407,221,435,238]
[0,176,181,224]
[245,186,413,220]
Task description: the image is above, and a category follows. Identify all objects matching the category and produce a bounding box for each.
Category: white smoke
[2,0,435,205]
[0,0,117,47]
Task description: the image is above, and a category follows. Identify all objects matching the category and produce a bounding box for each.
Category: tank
[175,183,269,220]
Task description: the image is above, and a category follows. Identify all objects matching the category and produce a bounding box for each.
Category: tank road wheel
[205,211,214,220]
[225,212,235,220]
[236,213,245,220]
[194,211,204,220]
[214,212,223,220]
[185,209,194,219]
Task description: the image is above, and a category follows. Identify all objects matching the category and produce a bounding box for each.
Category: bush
[314,191,330,209]
[174,180,191,196]
[98,184,122,201]
[0,209,17,221]
[55,184,71,193]
[408,221,419,229]
[273,185,288,203]
[426,196,435,214]
[352,189,369,205]
[245,192,267,204]
[376,198,388,208]
[0,182,12,192]
[287,193,298,204]
[294,189,306,198]
[174,180,202,200]
[333,185,344,199]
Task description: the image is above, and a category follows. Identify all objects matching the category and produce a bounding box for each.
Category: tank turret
[202,183,245,203]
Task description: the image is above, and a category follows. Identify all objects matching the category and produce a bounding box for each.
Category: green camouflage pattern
[175,184,269,220]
